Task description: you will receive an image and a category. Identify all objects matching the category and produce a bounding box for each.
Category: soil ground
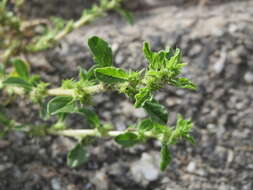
[1,0,253,189]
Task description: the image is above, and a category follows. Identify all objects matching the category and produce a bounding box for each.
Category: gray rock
[51,178,62,190]
[130,152,160,185]
[244,72,253,84]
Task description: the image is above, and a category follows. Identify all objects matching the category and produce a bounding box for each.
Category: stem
[47,84,105,97]
[49,128,154,139]
[54,0,121,42]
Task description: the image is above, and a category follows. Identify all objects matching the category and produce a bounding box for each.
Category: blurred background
[1,0,253,189]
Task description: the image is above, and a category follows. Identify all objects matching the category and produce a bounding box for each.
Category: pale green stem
[54,0,121,42]
[49,128,154,140]
[47,84,105,96]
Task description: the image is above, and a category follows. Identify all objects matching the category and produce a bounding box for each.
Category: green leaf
[78,67,88,81]
[169,77,197,90]
[143,42,153,64]
[12,59,29,81]
[67,143,88,168]
[95,67,129,83]
[78,108,101,128]
[134,88,151,108]
[47,96,75,115]
[116,8,134,25]
[143,42,171,71]
[3,77,32,90]
[138,119,153,131]
[88,36,113,67]
[175,115,195,144]
[144,98,168,124]
[167,48,182,69]
[115,132,139,147]
[160,144,172,171]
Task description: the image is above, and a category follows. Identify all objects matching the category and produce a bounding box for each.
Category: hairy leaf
[88,36,113,67]
[134,88,151,108]
[3,77,32,90]
[95,67,129,83]
[67,143,88,168]
[78,108,101,128]
[47,96,75,115]
[138,119,153,131]
[160,144,172,171]
[12,59,29,81]
[143,42,153,64]
[115,132,139,147]
[144,99,168,124]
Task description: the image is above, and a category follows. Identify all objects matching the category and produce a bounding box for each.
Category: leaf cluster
[1,36,196,171]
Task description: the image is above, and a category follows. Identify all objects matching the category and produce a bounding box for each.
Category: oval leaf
[160,144,172,171]
[12,59,29,81]
[95,67,129,84]
[115,132,139,147]
[47,96,74,115]
[67,143,88,168]
[138,119,153,131]
[134,88,151,108]
[88,36,113,66]
[78,108,101,128]
[3,77,32,90]
[143,98,168,124]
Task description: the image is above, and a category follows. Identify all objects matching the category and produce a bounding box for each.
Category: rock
[0,140,10,149]
[121,101,147,118]
[91,169,108,190]
[0,163,12,172]
[213,49,227,74]
[51,178,62,190]
[130,152,160,186]
[186,161,196,173]
[244,72,253,84]
[51,136,76,158]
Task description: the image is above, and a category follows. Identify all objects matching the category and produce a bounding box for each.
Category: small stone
[51,178,62,190]
[244,72,253,84]
[186,161,196,173]
[0,163,12,172]
[92,169,108,190]
[213,49,226,74]
[130,152,160,185]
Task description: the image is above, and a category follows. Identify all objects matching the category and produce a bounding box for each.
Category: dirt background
[1,0,253,189]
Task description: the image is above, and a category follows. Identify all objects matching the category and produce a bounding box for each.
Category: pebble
[186,161,196,173]
[244,72,253,84]
[0,163,12,172]
[51,178,62,190]
[130,152,160,185]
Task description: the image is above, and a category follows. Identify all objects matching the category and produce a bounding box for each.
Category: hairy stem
[47,84,105,96]
[54,0,121,42]
[49,128,154,139]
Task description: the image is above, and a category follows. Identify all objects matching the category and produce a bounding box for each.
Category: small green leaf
[67,143,88,168]
[3,77,32,90]
[115,132,139,147]
[12,59,29,81]
[143,42,153,64]
[138,119,153,131]
[88,36,113,66]
[169,77,197,90]
[78,108,101,128]
[160,144,172,171]
[95,67,129,83]
[116,8,134,25]
[134,88,151,108]
[78,67,88,81]
[47,96,75,115]
[144,98,168,124]
[167,48,181,69]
